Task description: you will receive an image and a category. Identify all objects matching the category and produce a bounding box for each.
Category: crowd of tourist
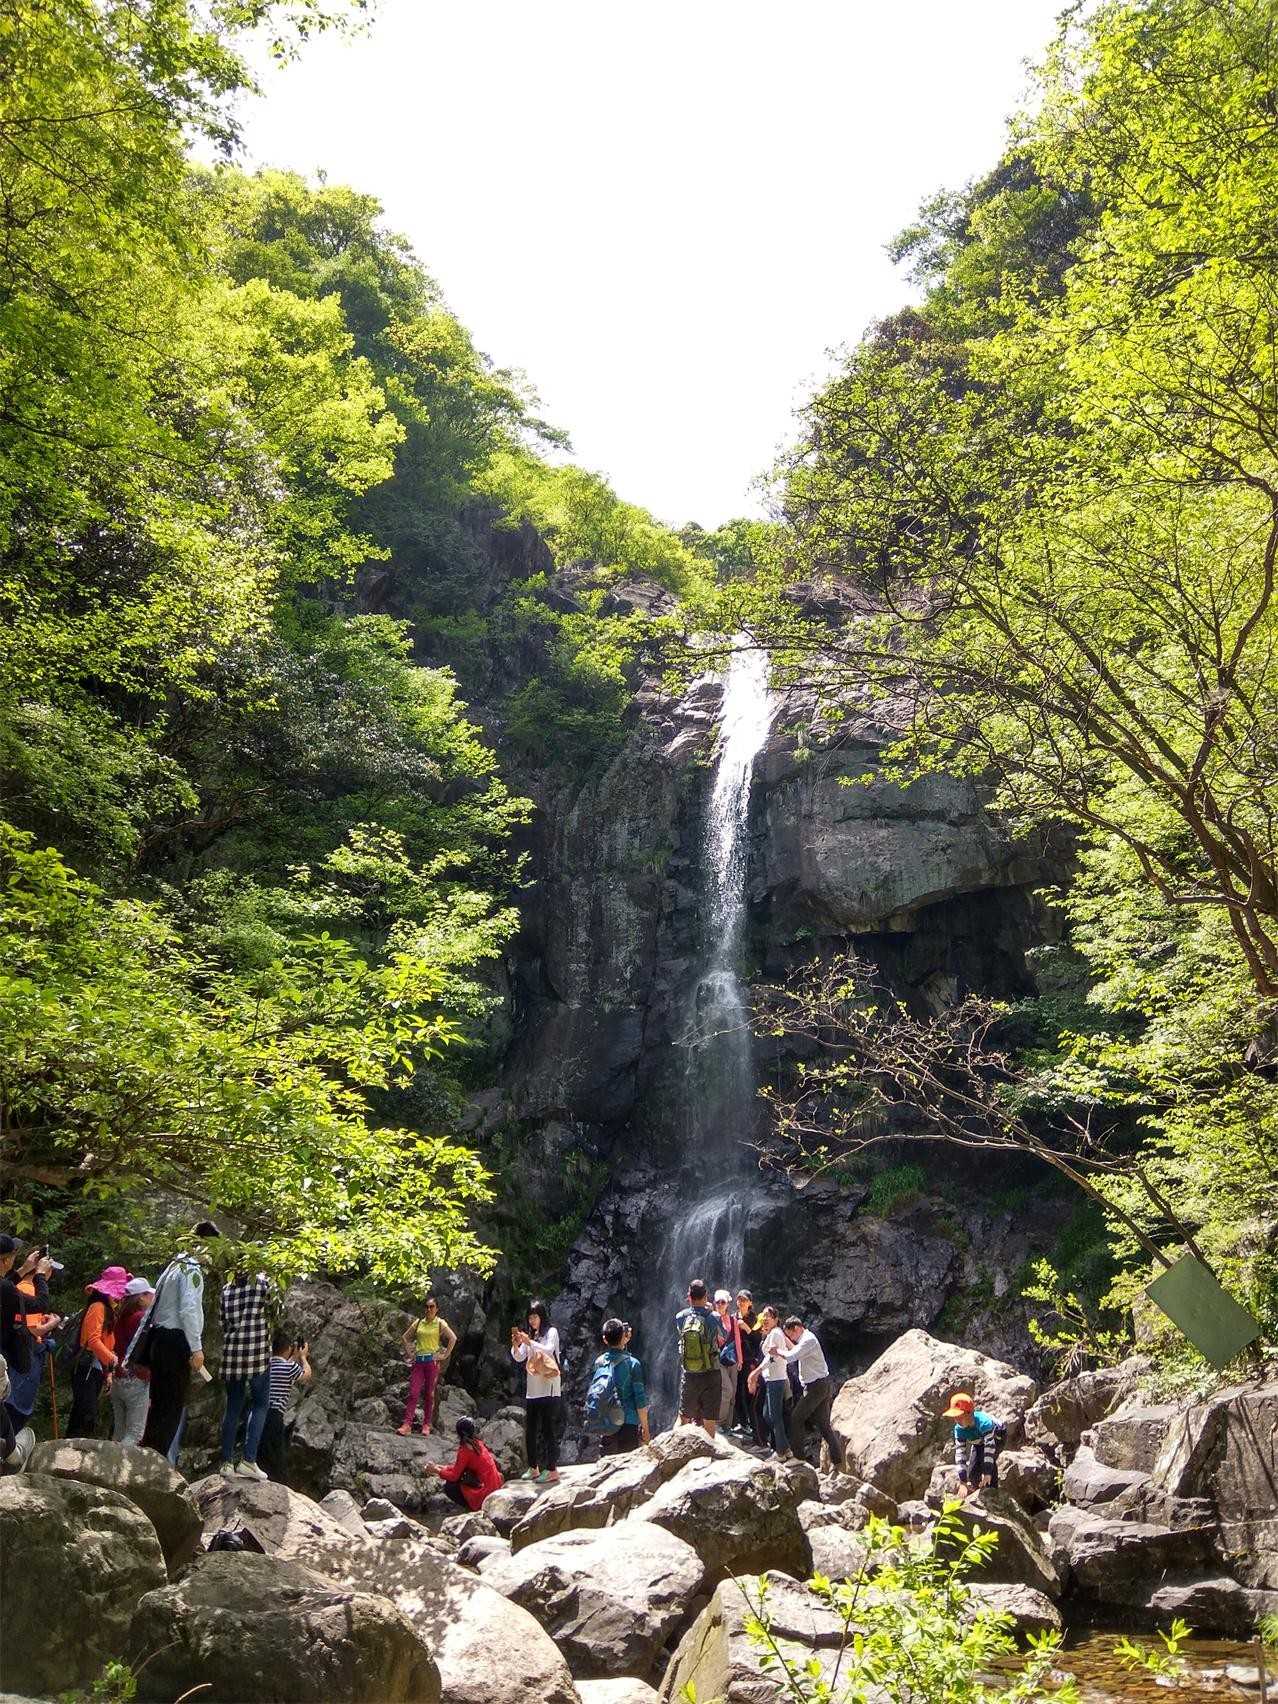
[2,1228,1003,1516]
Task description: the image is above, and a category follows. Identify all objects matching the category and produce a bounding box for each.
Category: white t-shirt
[790,1329,830,1387]
[513,1326,561,1398]
[761,1325,790,1382]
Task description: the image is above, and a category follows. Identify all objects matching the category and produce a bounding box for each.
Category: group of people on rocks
[0,1225,311,1483]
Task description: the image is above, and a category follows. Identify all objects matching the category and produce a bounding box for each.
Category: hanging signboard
[1145,1254,1262,1370]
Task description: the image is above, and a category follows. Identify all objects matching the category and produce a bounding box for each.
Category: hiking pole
[47,1351,59,1438]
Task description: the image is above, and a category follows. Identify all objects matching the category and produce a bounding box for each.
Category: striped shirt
[268,1356,303,1412]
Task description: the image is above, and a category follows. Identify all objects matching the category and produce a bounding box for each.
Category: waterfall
[642,639,773,1417]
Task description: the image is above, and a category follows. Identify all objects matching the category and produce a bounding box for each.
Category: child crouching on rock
[424,1416,504,1511]
[944,1391,1006,1499]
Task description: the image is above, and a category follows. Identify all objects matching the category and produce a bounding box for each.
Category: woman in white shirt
[746,1303,792,1461]
[511,1298,562,1483]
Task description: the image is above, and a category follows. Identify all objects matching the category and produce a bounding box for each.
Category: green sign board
[1145,1254,1262,1370]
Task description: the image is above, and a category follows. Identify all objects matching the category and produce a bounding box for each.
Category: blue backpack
[584,1354,627,1435]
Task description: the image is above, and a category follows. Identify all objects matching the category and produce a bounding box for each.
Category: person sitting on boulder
[944,1392,1006,1498]
[423,1415,504,1511]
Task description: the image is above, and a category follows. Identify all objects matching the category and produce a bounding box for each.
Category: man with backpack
[584,1317,650,1455]
[675,1279,726,1436]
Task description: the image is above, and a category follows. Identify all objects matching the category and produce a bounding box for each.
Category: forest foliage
[0,0,698,1281]
[746,0,1278,1361]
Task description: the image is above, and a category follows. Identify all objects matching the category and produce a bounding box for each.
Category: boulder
[944,1497,1062,1598]
[1024,1365,1136,1455]
[130,1551,439,1703]
[577,1683,661,1704]
[481,1405,527,1476]
[317,1533,579,1704]
[321,1487,370,1536]
[512,1427,726,1550]
[1088,1402,1178,1473]
[457,1533,510,1568]
[1147,1576,1278,1637]
[26,1436,201,1572]
[0,1473,166,1697]
[965,1582,1062,1638]
[797,1500,870,1581]
[363,1495,406,1522]
[191,1473,371,1570]
[441,1510,497,1545]
[480,1520,706,1679]
[637,1453,814,1584]
[1061,1444,1149,1508]
[483,1478,545,1537]
[830,1330,1037,1504]
[1047,1504,1216,1605]
[660,1573,847,1704]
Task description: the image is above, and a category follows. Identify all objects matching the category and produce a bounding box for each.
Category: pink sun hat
[85,1265,132,1300]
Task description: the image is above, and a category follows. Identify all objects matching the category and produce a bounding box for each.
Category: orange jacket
[79,1299,117,1370]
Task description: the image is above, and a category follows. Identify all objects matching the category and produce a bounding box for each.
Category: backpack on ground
[583,1354,626,1435]
[679,1311,716,1375]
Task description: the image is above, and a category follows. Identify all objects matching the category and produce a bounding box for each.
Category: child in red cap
[943,1391,1006,1499]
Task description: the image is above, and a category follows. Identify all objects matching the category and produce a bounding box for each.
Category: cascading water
[642,639,774,1418]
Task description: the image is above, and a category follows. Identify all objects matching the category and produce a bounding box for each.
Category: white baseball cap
[714,1289,732,1303]
[124,1276,155,1296]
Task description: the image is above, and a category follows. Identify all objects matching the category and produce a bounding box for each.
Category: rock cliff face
[468,610,1071,1419]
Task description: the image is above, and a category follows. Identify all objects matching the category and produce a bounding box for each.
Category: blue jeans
[220,1370,270,1464]
[764,1379,789,1453]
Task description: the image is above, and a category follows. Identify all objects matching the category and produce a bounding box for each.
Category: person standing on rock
[714,1290,744,1429]
[111,1275,155,1447]
[512,1298,562,1482]
[944,1392,1006,1498]
[218,1268,274,1480]
[260,1327,312,1482]
[675,1279,726,1437]
[747,1303,792,1460]
[398,1292,456,1437]
[585,1316,650,1455]
[782,1314,844,1471]
[68,1264,132,1437]
[135,1219,220,1466]
[424,1415,504,1509]
[733,1290,765,1441]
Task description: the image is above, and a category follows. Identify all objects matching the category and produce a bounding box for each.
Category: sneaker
[419,1424,432,1436]
[219,1461,236,1478]
[539,1468,559,1484]
[396,1424,412,1437]
[235,1460,267,1481]
[9,1426,34,1471]
[522,1467,540,1480]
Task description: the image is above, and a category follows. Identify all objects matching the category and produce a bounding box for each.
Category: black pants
[790,1376,842,1468]
[601,1422,641,1456]
[443,1478,469,1508]
[67,1356,105,1438]
[258,1408,288,1483]
[142,1327,191,1460]
[524,1394,560,1470]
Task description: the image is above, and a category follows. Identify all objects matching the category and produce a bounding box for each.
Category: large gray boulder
[1088,1402,1179,1474]
[0,1473,166,1696]
[1024,1364,1137,1456]
[1047,1504,1217,1605]
[830,1330,1037,1504]
[27,1436,201,1572]
[965,1583,1061,1637]
[636,1453,815,1584]
[480,1520,705,1679]
[130,1551,439,1703]
[190,1475,576,1704]
[1061,1444,1149,1508]
[191,1472,373,1569]
[483,1478,545,1537]
[511,1427,725,1550]
[659,1573,847,1704]
[944,1497,1062,1598]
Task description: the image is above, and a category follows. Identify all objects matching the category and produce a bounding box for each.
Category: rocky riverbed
[3,1326,1275,1702]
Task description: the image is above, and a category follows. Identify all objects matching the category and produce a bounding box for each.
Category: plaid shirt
[219,1275,272,1380]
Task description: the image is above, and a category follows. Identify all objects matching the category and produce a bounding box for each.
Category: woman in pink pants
[397,1294,456,1436]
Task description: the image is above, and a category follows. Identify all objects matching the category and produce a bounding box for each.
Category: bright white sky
[237,0,1064,528]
